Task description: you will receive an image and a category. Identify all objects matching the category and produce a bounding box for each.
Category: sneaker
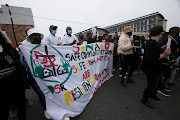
[141,100,155,109]
[44,111,51,119]
[150,96,161,101]
[9,108,17,118]
[119,67,122,70]
[26,99,33,107]
[64,117,70,120]
[119,74,127,79]
[164,87,171,92]
[167,82,176,86]
[157,90,171,97]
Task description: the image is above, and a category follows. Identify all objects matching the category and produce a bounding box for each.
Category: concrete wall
[0,5,34,25]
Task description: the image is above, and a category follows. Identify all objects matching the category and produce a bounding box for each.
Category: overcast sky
[0,0,180,37]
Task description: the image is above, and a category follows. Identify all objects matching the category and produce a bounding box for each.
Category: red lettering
[71,90,77,101]
[54,85,61,94]
[105,43,110,50]
[72,46,80,53]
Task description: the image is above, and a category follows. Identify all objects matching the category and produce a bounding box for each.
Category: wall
[0,24,34,46]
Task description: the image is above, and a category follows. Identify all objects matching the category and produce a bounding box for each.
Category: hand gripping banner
[20,42,114,120]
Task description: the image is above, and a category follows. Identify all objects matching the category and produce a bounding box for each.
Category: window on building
[137,27,139,32]
[141,21,143,26]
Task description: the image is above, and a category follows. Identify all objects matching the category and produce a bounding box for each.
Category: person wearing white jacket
[118,26,135,87]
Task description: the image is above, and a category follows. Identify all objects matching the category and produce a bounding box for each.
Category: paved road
[10,66,180,120]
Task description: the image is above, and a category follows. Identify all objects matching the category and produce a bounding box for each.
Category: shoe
[119,67,122,70]
[167,82,176,86]
[64,117,70,120]
[127,78,135,84]
[9,108,17,118]
[157,90,171,97]
[26,99,33,107]
[164,87,171,92]
[141,100,155,109]
[150,96,161,101]
[120,81,127,87]
[119,74,127,79]
[44,111,51,119]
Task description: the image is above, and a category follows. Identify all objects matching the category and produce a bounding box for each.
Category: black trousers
[142,68,162,101]
[0,87,26,120]
[120,54,135,80]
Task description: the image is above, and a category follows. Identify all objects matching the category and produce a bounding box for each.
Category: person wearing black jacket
[141,26,171,109]
[0,29,26,120]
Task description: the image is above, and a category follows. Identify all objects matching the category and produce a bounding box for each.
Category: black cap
[49,25,58,30]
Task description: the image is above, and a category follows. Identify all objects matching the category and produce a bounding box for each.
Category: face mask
[52,30,56,35]
[32,38,41,44]
[68,30,72,35]
[126,32,132,36]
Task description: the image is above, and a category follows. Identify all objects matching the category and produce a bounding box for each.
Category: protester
[78,33,87,45]
[102,34,109,42]
[112,32,119,70]
[42,25,61,46]
[20,28,52,119]
[166,27,180,86]
[62,27,79,46]
[157,27,179,96]
[118,26,135,87]
[141,26,171,109]
[0,29,26,120]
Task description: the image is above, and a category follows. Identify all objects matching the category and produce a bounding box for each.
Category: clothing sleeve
[118,36,133,52]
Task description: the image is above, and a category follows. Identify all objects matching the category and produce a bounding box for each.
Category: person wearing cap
[118,26,135,87]
[62,26,79,46]
[0,28,27,120]
[20,28,52,119]
[42,25,61,46]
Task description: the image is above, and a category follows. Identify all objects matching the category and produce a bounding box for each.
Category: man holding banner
[20,34,114,119]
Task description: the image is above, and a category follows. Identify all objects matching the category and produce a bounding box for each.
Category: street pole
[5,4,18,47]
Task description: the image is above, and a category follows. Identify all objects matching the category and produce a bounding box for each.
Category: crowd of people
[0,24,179,120]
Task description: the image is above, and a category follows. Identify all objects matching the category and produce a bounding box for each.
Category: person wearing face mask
[42,25,61,46]
[118,26,135,87]
[20,28,52,119]
[62,26,79,46]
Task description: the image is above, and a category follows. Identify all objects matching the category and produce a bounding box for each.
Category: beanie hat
[123,26,133,33]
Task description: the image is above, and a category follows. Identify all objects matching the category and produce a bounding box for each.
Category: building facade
[75,27,109,38]
[104,12,167,38]
[0,5,34,46]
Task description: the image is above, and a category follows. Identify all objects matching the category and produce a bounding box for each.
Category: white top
[62,34,79,45]
[42,33,61,46]
[21,39,31,45]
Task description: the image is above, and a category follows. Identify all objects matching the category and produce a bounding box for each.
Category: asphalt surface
[10,66,180,120]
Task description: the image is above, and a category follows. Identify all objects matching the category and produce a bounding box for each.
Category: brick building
[0,5,34,46]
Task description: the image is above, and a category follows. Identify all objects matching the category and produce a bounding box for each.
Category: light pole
[5,4,18,47]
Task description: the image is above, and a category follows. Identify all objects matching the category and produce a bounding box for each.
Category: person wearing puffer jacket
[118,26,135,87]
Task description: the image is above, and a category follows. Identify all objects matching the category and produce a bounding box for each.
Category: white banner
[20,43,113,120]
